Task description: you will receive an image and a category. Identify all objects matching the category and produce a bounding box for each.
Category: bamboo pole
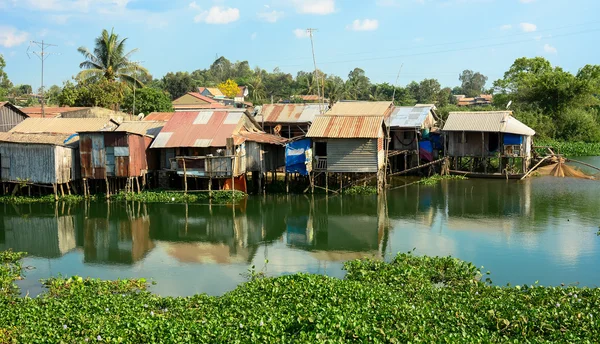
[566,158,600,173]
[520,156,551,180]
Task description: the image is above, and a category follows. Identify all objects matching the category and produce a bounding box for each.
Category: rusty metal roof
[10,118,118,134]
[306,115,384,138]
[20,106,89,117]
[326,101,392,116]
[0,132,78,147]
[115,121,166,137]
[187,92,220,103]
[257,103,328,124]
[144,112,175,121]
[443,111,535,136]
[234,131,288,145]
[150,109,256,148]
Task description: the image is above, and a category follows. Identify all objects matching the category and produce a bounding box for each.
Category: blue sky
[1,0,599,91]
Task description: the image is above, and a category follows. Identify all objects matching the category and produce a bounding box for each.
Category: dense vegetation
[1,251,598,342]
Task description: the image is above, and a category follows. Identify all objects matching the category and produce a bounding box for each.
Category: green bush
[535,140,600,157]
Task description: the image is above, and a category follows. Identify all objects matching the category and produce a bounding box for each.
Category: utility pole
[27,40,58,118]
[131,60,145,117]
[307,28,324,114]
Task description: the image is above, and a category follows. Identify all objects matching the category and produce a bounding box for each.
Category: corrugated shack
[0,118,117,196]
[0,102,28,132]
[150,109,287,191]
[255,103,328,138]
[387,105,439,171]
[78,121,166,196]
[442,111,535,177]
[306,101,393,192]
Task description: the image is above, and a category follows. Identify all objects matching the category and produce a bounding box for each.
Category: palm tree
[77,28,149,87]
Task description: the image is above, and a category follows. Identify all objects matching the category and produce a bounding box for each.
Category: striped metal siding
[0,143,58,184]
[0,106,26,132]
[327,139,378,173]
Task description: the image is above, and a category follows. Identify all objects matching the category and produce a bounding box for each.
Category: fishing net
[535,157,595,180]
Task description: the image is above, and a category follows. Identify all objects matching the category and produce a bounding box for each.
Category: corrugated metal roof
[326,101,392,116]
[172,103,227,110]
[258,103,328,124]
[0,102,28,118]
[234,131,288,145]
[306,115,384,138]
[443,111,535,136]
[115,121,166,137]
[206,87,224,97]
[20,107,90,118]
[388,105,434,128]
[188,92,220,103]
[150,109,252,148]
[144,112,175,121]
[0,132,77,146]
[10,118,117,134]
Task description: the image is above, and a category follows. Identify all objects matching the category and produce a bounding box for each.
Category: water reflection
[1,176,599,296]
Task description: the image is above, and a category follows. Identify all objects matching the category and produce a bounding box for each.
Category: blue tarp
[286,138,311,176]
[503,134,523,145]
[419,140,433,162]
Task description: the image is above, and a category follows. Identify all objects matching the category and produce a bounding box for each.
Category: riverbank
[536,140,600,157]
[1,251,597,342]
[0,190,246,205]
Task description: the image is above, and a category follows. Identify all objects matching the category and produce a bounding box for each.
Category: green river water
[2,157,599,297]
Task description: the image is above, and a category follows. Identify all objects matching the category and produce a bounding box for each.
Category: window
[315,142,327,157]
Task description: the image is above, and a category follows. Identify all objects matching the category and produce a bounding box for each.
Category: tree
[459,70,488,97]
[58,81,79,106]
[43,85,62,106]
[161,72,196,100]
[77,28,149,86]
[122,87,173,115]
[416,79,441,104]
[345,68,371,100]
[218,79,239,98]
[324,75,345,105]
[0,54,11,99]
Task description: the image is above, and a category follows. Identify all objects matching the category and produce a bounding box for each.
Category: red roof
[144,112,176,121]
[151,110,249,148]
[236,86,248,98]
[188,92,219,103]
[21,107,88,117]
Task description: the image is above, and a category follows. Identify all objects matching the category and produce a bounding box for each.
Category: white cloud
[250,32,257,40]
[0,26,29,48]
[347,19,379,31]
[48,14,70,24]
[519,0,535,3]
[519,22,537,32]
[500,24,512,30]
[257,10,284,23]
[194,6,240,24]
[543,43,557,54]
[292,0,335,15]
[189,1,200,10]
[293,28,310,38]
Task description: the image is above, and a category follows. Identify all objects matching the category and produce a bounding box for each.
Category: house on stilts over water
[77,121,167,197]
[386,104,441,173]
[254,103,329,139]
[0,118,118,197]
[149,109,287,192]
[442,111,535,178]
[306,101,393,193]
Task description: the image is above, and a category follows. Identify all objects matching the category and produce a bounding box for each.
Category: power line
[27,40,58,118]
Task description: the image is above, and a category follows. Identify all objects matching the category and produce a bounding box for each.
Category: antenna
[130,60,145,117]
[27,40,58,118]
[307,28,324,114]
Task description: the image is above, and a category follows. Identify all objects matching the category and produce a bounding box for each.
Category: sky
[0,0,599,91]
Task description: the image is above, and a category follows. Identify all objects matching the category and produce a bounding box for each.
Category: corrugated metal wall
[327,139,378,173]
[0,143,58,184]
[55,145,77,184]
[127,134,149,177]
[0,106,26,132]
[447,132,493,157]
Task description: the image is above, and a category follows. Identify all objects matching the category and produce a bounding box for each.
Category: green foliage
[111,191,246,204]
[0,250,25,297]
[122,87,173,115]
[217,79,239,99]
[0,54,11,91]
[2,251,600,342]
[459,70,488,97]
[535,140,600,157]
[58,78,127,109]
[161,71,197,100]
[0,194,91,204]
[418,174,467,186]
[344,185,377,195]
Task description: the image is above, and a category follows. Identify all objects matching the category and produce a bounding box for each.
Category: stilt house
[305,101,393,187]
[0,118,117,194]
[77,121,166,193]
[150,109,287,190]
[255,103,328,138]
[442,111,535,176]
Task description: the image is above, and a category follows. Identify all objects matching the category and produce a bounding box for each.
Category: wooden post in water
[135,177,141,194]
[231,157,235,201]
[325,172,328,194]
[53,183,58,201]
[182,158,188,195]
[105,178,110,199]
[285,171,289,194]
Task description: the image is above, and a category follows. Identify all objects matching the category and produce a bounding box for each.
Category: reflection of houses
[0,101,28,132]
[0,214,76,258]
[443,111,535,177]
[387,105,439,171]
[83,203,154,265]
[255,103,328,139]
[149,204,262,264]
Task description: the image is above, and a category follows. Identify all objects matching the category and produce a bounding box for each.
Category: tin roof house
[255,103,329,139]
[172,92,227,112]
[306,101,393,191]
[77,121,166,195]
[150,109,287,191]
[442,111,535,177]
[0,102,28,132]
[0,118,117,196]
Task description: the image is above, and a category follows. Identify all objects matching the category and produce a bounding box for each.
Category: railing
[169,154,246,178]
[314,157,327,171]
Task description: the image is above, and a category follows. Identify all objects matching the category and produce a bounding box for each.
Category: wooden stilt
[59,184,65,197]
[208,176,213,198]
[66,182,71,195]
[325,172,328,194]
[182,159,188,195]
[285,171,289,194]
[135,177,141,194]
[28,185,31,197]
[53,184,58,201]
[11,184,18,196]
[105,178,110,199]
